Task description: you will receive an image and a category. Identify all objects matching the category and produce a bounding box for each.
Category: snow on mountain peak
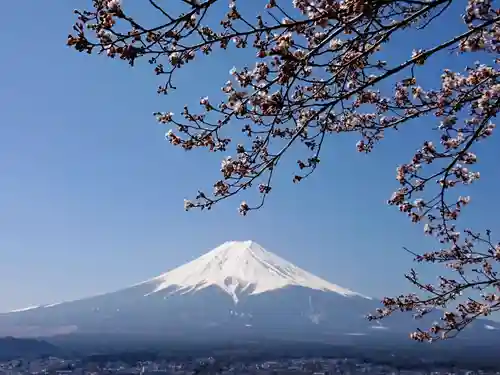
[144,240,371,302]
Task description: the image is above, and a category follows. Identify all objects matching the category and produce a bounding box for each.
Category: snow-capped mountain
[142,240,370,302]
[1,241,497,341]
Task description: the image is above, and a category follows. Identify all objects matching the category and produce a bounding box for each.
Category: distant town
[1,356,499,375]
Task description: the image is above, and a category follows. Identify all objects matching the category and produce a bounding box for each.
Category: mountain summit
[141,240,370,302]
[1,241,497,341]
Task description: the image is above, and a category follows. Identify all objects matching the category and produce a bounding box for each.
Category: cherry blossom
[67,0,500,342]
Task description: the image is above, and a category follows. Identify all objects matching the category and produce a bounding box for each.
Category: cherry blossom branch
[67,0,500,341]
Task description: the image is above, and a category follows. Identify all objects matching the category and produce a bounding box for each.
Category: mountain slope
[1,241,498,341]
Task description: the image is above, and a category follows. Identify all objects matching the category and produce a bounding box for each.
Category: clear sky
[1,1,499,313]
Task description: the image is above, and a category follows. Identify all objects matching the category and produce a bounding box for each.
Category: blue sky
[1,1,498,313]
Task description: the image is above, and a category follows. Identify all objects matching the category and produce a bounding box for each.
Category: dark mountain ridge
[0,337,61,360]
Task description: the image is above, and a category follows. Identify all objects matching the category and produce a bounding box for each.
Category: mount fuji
[1,241,498,341]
